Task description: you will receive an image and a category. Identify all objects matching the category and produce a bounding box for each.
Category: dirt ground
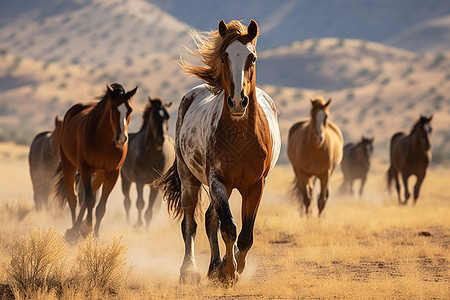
[0,143,448,299]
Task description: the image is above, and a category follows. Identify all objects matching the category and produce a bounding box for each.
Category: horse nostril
[241,96,248,108]
[227,96,234,108]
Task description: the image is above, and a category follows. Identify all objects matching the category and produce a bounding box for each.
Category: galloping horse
[387,115,432,205]
[121,97,175,227]
[287,97,343,215]
[55,83,137,240]
[340,136,374,196]
[28,117,62,211]
[155,20,281,284]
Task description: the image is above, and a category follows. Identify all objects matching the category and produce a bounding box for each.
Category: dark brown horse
[155,20,281,284]
[28,117,62,211]
[388,115,433,205]
[121,97,175,227]
[287,97,343,215]
[340,136,374,196]
[55,83,137,240]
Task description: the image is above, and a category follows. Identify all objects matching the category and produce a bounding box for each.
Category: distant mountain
[387,14,450,53]
[148,0,450,50]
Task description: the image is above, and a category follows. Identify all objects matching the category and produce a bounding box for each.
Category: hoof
[179,266,201,285]
[80,220,93,238]
[235,251,246,274]
[65,228,80,244]
[217,257,239,285]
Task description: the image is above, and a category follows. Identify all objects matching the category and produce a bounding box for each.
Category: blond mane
[179,20,254,95]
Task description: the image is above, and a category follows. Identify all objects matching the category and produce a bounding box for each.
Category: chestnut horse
[55,83,137,240]
[287,97,343,215]
[155,20,281,284]
[387,115,433,205]
[340,136,374,196]
[28,117,62,211]
[121,97,175,227]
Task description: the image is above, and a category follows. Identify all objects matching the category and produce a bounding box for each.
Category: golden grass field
[0,142,449,299]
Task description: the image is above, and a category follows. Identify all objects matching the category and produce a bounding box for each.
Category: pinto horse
[287,97,343,215]
[340,136,374,196]
[155,20,281,284]
[387,115,433,205]
[121,97,175,227]
[55,83,137,240]
[28,117,62,211]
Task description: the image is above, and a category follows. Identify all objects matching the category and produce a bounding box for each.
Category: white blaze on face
[366,144,372,156]
[159,109,165,118]
[315,109,326,135]
[117,103,128,143]
[225,40,255,103]
[424,123,431,135]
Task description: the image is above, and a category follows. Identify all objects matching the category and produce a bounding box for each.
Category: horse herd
[27,20,433,284]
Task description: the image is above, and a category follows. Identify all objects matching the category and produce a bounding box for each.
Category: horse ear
[218,20,227,37]
[428,114,433,122]
[106,83,114,94]
[325,98,332,107]
[54,116,62,126]
[166,101,172,108]
[248,20,259,41]
[147,97,153,107]
[126,86,138,100]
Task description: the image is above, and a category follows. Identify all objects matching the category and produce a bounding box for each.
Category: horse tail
[387,165,394,194]
[53,164,67,208]
[152,158,182,219]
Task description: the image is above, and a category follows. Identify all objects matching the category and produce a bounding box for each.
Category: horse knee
[220,219,237,244]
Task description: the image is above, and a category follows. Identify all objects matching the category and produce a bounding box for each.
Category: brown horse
[155,20,281,284]
[55,83,137,240]
[28,117,62,211]
[287,97,343,215]
[121,97,175,227]
[340,136,374,196]
[387,115,433,205]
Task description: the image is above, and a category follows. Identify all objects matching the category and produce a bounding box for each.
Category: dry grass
[0,146,448,299]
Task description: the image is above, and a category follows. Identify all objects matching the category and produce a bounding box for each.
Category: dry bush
[6,228,67,298]
[74,234,128,297]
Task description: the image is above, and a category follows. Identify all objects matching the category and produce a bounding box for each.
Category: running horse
[155,20,281,284]
[387,115,433,205]
[340,136,374,196]
[287,97,343,215]
[28,117,63,211]
[55,83,137,240]
[121,97,175,227]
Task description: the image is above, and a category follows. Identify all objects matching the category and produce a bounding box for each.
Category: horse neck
[92,101,115,142]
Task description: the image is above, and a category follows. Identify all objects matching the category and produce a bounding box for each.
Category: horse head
[218,19,259,118]
[361,136,374,159]
[418,114,433,151]
[310,97,331,147]
[145,97,171,147]
[106,83,137,148]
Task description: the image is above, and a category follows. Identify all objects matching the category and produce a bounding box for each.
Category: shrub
[74,235,128,296]
[6,228,68,298]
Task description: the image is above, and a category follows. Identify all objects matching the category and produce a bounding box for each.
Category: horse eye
[252,57,257,64]
[221,57,224,63]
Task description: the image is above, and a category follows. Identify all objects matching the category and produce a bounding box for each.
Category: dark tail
[152,158,182,219]
[387,165,394,194]
[53,164,67,208]
[290,177,301,204]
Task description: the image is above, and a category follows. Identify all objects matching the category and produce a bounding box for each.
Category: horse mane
[179,20,251,95]
[96,83,126,104]
[140,97,162,131]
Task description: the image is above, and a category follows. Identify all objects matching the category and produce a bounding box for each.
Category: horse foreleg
[144,188,159,228]
[317,173,329,216]
[121,174,132,223]
[78,165,95,237]
[236,179,264,275]
[93,170,119,237]
[60,153,78,226]
[210,175,237,283]
[413,171,426,204]
[135,182,145,227]
[359,175,367,197]
[401,172,410,204]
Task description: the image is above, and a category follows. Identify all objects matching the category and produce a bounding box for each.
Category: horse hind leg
[205,198,221,279]
[401,172,411,205]
[178,162,202,284]
[413,172,426,204]
[317,173,329,216]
